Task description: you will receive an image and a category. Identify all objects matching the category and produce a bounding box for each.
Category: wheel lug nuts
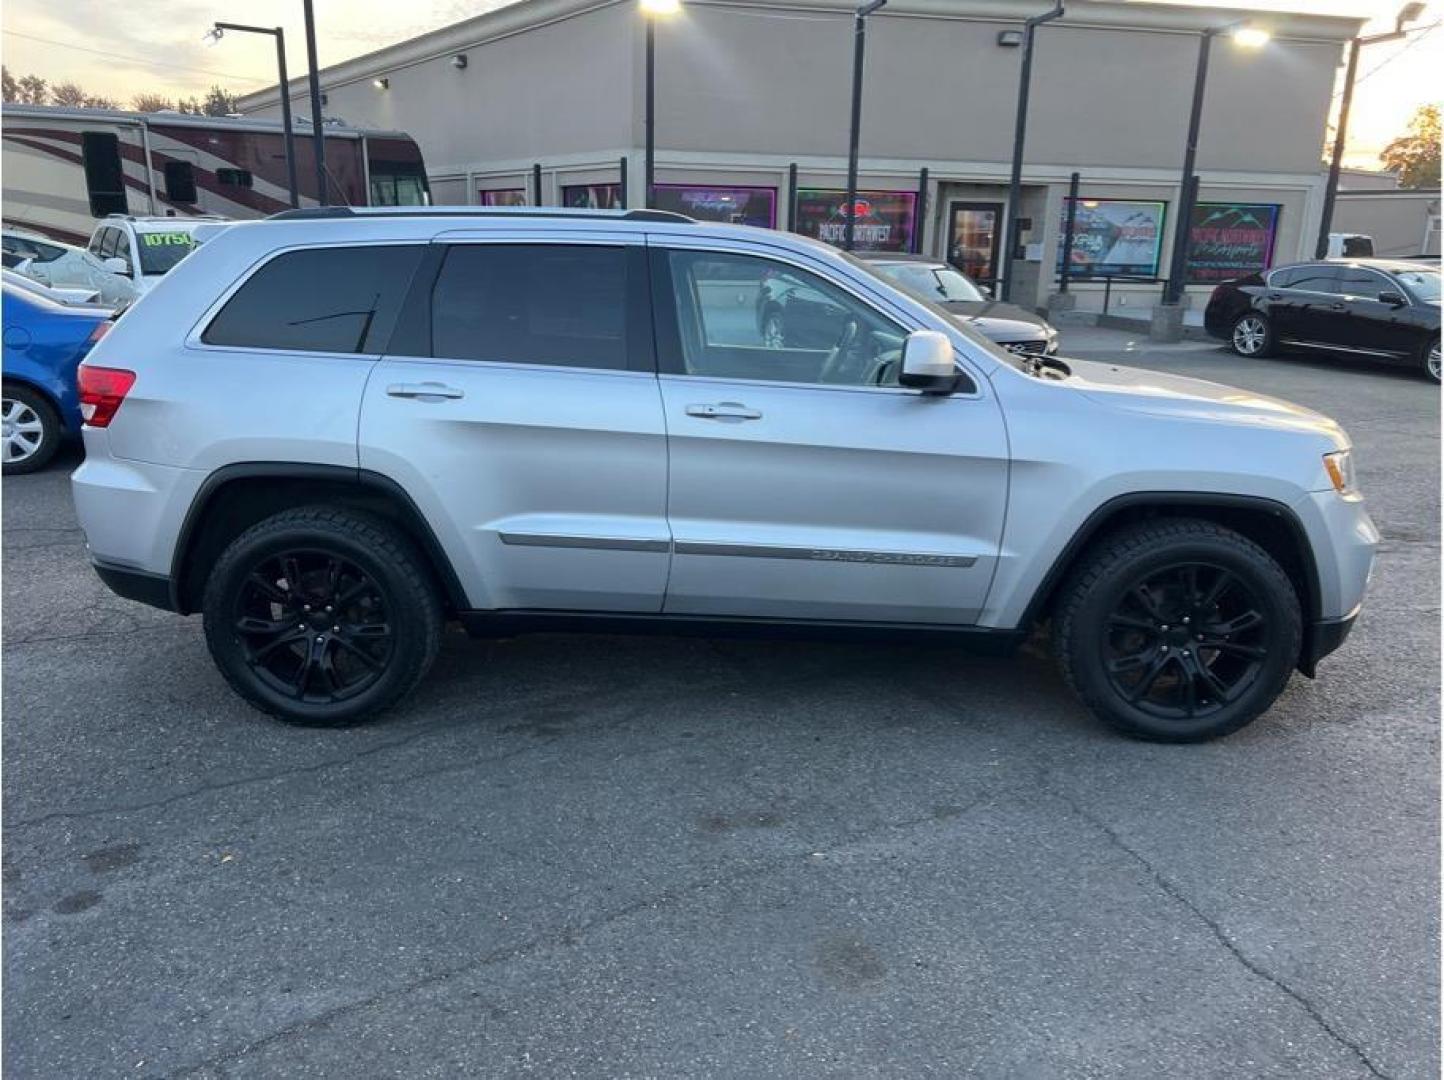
[315,635,324,643]
[1161,625,1170,632]
[1182,616,1190,624]
[332,625,340,632]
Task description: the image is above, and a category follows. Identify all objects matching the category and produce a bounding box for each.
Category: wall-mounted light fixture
[996,28,1024,46]
[452,53,469,69]
[372,77,390,90]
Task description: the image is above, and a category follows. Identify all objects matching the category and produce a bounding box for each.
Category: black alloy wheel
[233,549,394,704]
[1101,562,1269,721]
[203,508,442,726]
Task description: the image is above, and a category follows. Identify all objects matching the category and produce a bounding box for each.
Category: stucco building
[238,0,1363,311]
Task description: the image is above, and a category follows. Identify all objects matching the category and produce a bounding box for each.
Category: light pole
[1315,2,1425,259]
[205,23,299,208]
[1162,21,1269,305]
[844,0,887,252]
[302,0,328,206]
[999,1,1064,301]
[639,0,680,210]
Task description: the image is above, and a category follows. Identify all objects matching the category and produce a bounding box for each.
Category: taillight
[77,365,136,427]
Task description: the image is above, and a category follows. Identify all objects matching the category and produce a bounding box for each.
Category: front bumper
[1299,606,1358,678]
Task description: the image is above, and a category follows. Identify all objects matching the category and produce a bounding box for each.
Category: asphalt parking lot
[3,328,1438,1079]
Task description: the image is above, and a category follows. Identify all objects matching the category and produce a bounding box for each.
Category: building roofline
[236,0,1363,110]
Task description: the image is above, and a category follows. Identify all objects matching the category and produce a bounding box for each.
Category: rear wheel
[1054,519,1301,742]
[1230,312,1273,358]
[1423,337,1440,383]
[202,507,443,726]
[1,384,60,475]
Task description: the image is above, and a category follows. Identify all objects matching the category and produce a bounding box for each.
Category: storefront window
[562,183,624,210]
[1185,203,1280,284]
[794,188,916,252]
[653,185,776,227]
[480,189,528,207]
[1057,199,1166,278]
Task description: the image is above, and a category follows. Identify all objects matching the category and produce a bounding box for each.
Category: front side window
[203,244,424,354]
[1338,268,1393,299]
[427,244,631,370]
[662,250,906,387]
[98,229,119,259]
[111,231,132,272]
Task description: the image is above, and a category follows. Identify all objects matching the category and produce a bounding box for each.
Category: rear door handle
[685,402,762,421]
[387,382,464,400]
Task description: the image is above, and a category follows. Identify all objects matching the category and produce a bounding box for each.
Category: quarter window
[203,245,424,354]
[427,244,632,370]
[660,250,907,387]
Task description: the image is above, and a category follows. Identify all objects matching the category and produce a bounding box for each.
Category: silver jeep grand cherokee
[72,207,1377,741]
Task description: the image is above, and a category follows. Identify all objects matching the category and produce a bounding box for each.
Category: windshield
[874,262,987,303]
[135,231,197,275]
[1396,268,1440,302]
[843,251,1024,371]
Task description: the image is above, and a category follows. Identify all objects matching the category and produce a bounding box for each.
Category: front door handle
[387,382,464,401]
[686,402,762,421]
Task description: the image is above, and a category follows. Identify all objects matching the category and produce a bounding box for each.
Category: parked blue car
[3,280,110,474]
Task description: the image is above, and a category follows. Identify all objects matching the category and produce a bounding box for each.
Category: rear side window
[1270,265,1339,292]
[428,244,631,370]
[81,132,128,217]
[203,245,425,354]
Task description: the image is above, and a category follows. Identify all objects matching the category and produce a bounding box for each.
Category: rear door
[1266,264,1342,344]
[359,233,670,613]
[650,239,1008,625]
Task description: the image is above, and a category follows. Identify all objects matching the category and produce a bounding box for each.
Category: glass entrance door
[947,202,1004,288]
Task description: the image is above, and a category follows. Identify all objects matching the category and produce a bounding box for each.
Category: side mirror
[1378,290,1407,307]
[102,256,129,275]
[898,330,958,394]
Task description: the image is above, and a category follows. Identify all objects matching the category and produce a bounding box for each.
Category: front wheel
[202,507,443,726]
[1054,519,1302,742]
[1230,312,1273,358]
[1422,338,1440,383]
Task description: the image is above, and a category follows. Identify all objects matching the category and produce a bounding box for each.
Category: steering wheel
[819,318,860,384]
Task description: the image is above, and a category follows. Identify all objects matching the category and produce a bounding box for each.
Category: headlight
[1323,450,1358,496]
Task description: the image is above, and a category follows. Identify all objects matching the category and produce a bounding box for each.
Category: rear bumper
[1298,606,1358,678]
[92,559,176,612]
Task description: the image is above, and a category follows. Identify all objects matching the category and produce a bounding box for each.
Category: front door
[650,242,1009,625]
[1332,265,1420,360]
[360,237,671,613]
[947,202,1004,289]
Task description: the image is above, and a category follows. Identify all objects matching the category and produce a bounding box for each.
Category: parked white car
[1,228,137,308]
[85,215,226,296]
[1,267,101,306]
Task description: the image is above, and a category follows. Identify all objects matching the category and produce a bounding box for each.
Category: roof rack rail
[266,206,695,224]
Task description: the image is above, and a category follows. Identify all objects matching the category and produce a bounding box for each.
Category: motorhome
[2,104,429,245]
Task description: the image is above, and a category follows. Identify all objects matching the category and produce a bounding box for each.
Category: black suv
[1204,259,1440,381]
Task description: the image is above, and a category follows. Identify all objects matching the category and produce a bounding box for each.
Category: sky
[2,0,1438,169]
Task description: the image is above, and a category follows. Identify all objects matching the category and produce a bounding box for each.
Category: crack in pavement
[1046,779,1393,1080]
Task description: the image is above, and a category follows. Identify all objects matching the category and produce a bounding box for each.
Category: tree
[17,73,48,105]
[201,85,239,116]
[50,81,88,107]
[1381,104,1442,190]
[176,95,203,115]
[132,93,174,113]
[83,95,119,110]
[2,66,17,103]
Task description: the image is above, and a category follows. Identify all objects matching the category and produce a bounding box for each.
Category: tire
[1053,518,1302,742]
[202,507,443,726]
[1229,311,1273,358]
[1,384,61,475]
[1422,337,1440,383]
